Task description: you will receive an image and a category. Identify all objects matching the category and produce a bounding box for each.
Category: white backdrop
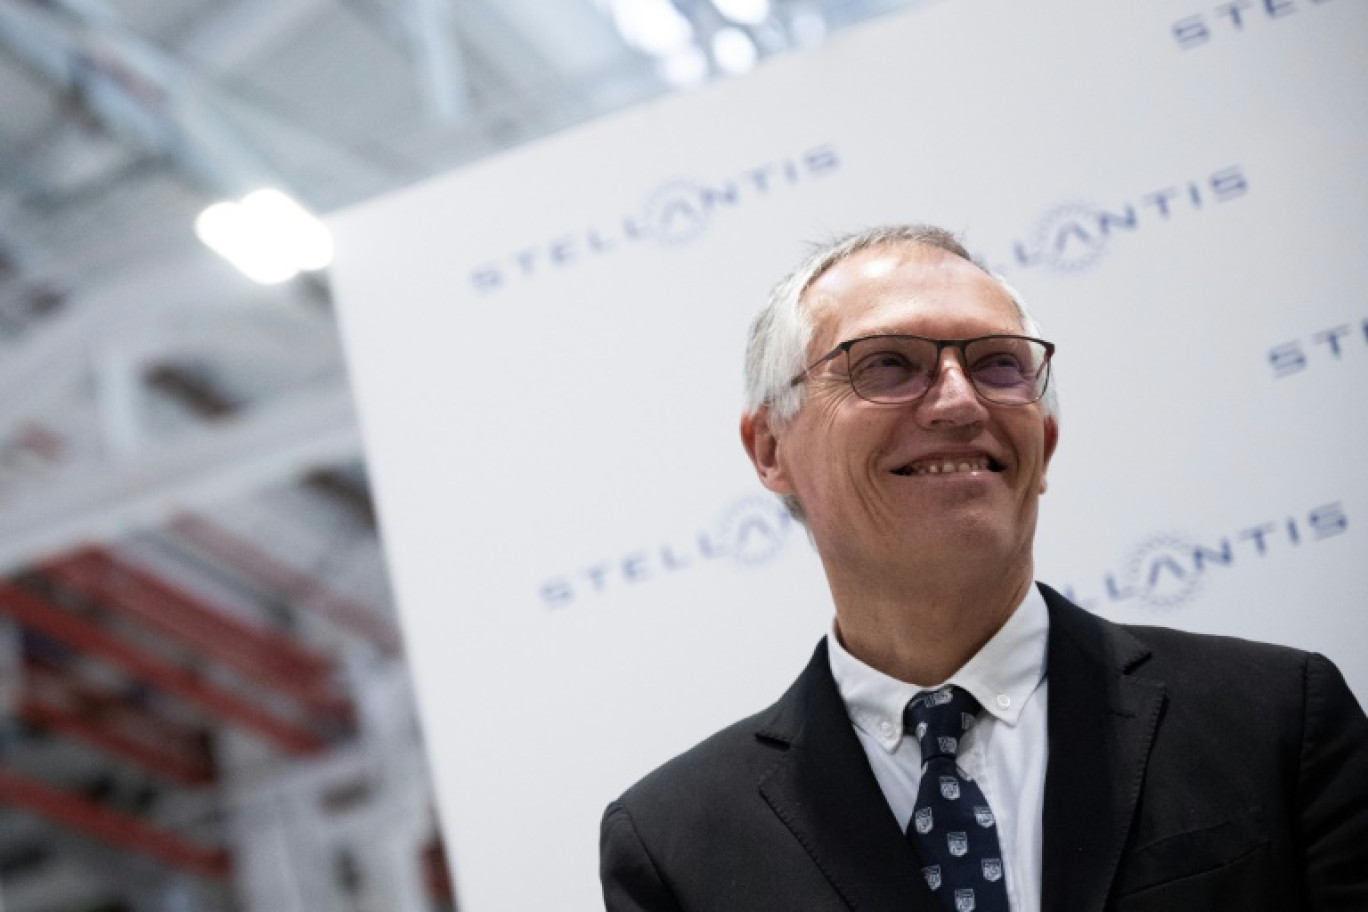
[328,0,1368,907]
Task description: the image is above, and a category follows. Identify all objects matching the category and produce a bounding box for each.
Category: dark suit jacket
[601,585,1368,911]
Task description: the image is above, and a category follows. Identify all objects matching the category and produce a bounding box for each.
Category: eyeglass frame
[788,332,1057,406]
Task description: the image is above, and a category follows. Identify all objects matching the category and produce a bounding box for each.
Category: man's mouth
[892,456,1003,477]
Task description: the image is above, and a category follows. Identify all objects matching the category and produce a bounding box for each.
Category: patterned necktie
[904,687,1009,912]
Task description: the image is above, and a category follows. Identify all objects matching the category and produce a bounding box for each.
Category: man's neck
[827,561,1035,686]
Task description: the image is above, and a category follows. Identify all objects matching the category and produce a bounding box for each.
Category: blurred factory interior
[0,0,919,909]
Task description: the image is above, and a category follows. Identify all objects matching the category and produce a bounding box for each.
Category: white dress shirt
[827,584,1050,912]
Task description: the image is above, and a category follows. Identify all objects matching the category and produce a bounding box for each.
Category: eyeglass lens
[845,336,1050,405]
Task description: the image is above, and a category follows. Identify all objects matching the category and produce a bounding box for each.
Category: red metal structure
[0,580,329,754]
[19,656,215,787]
[43,545,352,720]
[170,514,403,656]
[0,767,231,878]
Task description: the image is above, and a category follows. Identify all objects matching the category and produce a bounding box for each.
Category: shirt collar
[827,583,1050,753]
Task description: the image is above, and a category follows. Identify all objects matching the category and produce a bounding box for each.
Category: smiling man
[599,225,1368,912]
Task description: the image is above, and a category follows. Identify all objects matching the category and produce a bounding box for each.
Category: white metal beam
[0,380,362,572]
[405,0,468,121]
[180,0,333,72]
[0,252,327,446]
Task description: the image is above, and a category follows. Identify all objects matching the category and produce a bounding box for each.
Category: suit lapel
[1039,587,1166,912]
[756,640,941,912]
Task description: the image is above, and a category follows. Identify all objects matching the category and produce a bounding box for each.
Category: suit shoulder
[1120,621,1310,664]
[1046,587,1318,678]
[1109,618,1342,710]
[1119,621,1317,671]
[611,640,830,817]
[617,705,781,813]
[1045,589,1333,700]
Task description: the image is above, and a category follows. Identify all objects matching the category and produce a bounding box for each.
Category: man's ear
[1039,415,1059,494]
[740,408,793,495]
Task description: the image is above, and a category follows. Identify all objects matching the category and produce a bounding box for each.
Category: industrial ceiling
[0,1,917,908]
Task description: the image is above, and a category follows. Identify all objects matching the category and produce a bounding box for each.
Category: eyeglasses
[790,333,1055,406]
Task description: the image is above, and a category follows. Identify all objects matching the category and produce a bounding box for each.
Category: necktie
[904,687,1009,912]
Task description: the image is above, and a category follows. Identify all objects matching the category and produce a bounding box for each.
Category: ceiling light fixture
[788,8,828,47]
[195,190,334,285]
[712,0,771,26]
[658,45,710,86]
[711,26,759,75]
[607,0,695,55]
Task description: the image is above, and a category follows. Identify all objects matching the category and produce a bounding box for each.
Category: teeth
[903,457,991,476]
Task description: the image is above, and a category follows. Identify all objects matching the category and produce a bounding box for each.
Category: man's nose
[917,351,985,425]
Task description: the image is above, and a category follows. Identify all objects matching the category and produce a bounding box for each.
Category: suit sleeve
[1298,653,1368,911]
[601,801,685,912]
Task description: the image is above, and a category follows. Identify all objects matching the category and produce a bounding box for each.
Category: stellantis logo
[999,166,1248,276]
[1062,502,1347,611]
[1172,0,1340,51]
[1118,533,1208,609]
[717,495,793,565]
[470,145,840,293]
[1268,315,1368,379]
[539,495,795,609]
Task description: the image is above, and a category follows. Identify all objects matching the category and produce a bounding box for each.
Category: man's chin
[896,514,1031,563]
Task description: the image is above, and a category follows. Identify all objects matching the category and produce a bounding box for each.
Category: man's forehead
[807,242,952,295]
[801,242,1013,329]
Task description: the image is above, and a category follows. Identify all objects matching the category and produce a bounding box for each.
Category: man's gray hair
[743,224,1060,424]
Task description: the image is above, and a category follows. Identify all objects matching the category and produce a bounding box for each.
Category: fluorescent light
[242,190,334,271]
[713,0,770,26]
[609,0,694,55]
[789,8,828,46]
[711,26,758,75]
[658,45,709,86]
[195,189,334,285]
